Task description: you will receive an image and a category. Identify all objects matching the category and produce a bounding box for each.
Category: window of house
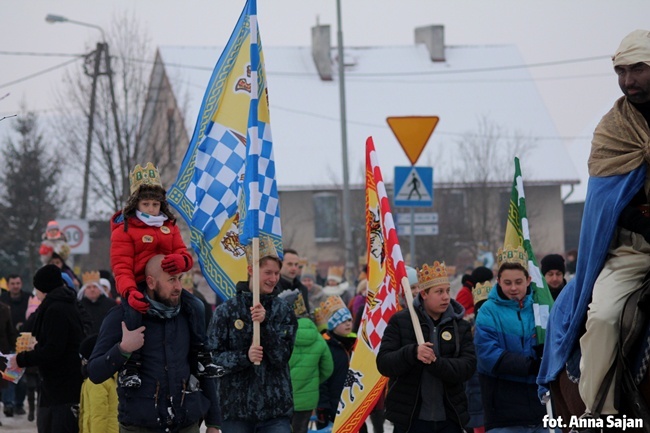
[313,192,340,242]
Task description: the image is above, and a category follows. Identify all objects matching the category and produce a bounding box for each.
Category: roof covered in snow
[158,42,580,190]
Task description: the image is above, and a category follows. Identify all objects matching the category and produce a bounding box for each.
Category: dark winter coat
[110,211,193,298]
[88,302,221,431]
[317,331,356,419]
[209,281,297,422]
[80,295,117,335]
[0,291,31,331]
[16,285,84,407]
[278,275,311,314]
[377,297,475,431]
[0,302,17,354]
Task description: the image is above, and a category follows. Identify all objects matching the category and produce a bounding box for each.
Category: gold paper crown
[245,234,280,265]
[497,245,529,270]
[292,292,307,317]
[314,307,328,330]
[327,266,345,282]
[319,295,347,321]
[301,262,317,279]
[82,271,101,286]
[417,261,449,290]
[472,281,493,306]
[129,162,162,194]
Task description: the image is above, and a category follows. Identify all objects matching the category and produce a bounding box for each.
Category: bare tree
[51,12,154,218]
[399,117,537,268]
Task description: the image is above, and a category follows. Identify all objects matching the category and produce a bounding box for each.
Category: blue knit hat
[328,307,352,330]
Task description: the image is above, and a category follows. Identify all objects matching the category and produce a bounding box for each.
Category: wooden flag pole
[401,276,425,345]
[252,237,261,365]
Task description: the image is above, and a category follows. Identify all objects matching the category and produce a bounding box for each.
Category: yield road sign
[394,166,433,207]
[387,116,439,165]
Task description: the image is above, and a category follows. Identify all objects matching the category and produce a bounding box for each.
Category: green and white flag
[503,157,554,344]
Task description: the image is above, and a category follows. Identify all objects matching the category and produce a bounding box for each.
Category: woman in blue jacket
[474,247,547,433]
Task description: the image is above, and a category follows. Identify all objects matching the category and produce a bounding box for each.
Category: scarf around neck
[136,210,168,227]
[588,96,650,177]
[145,293,180,319]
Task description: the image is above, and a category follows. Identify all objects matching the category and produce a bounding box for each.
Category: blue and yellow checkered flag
[168,0,282,300]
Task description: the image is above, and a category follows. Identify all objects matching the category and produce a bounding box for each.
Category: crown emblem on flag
[82,271,101,286]
[417,261,449,290]
[129,162,162,194]
[472,281,493,306]
[497,245,529,270]
[245,234,279,265]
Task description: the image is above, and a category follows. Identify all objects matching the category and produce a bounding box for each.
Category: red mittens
[128,290,149,313]
[161,254,186,275]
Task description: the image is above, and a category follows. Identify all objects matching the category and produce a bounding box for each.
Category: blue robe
[537,165,646,397]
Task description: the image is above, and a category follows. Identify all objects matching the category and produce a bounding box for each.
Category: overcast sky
[2,0,649,143]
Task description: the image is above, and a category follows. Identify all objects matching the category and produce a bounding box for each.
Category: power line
[0,58,82,90]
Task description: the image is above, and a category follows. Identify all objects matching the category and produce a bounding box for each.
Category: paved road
[0,411,37,432]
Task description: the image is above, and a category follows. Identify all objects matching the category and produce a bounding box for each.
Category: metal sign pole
[410,207,416,266]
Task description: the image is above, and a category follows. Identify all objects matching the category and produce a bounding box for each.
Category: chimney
[415,25,445,62]
[311,23,333,81]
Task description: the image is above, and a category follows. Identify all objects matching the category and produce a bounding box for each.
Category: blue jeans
[2,375,26,408]
[488,425,548,433]
[222,416,292,433]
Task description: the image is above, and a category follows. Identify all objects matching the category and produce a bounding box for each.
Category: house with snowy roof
[138,24,579,276]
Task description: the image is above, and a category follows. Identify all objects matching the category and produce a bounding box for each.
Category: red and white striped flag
[333,137,407,432]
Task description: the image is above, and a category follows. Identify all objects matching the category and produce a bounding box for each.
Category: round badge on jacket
[160,226,170,234]
[234,319,244,330]
[142,235,153,243]
[441,330,452,341]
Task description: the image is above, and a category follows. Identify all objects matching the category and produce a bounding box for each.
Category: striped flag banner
[167,0,281,300]
[333,137,406,433]
[503,157,554,344]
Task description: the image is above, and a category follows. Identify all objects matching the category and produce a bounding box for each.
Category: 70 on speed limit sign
[57,219,90,255]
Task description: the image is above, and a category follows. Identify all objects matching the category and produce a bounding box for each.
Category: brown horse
[548,286,650,433]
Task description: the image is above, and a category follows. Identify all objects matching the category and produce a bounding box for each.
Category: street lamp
[45,14,106,42]
[46,14,121,219]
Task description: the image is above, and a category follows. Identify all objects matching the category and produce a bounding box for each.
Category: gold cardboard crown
[497,245,529,270]
[293,292,307,317]
[326,266,345,282]
[417,261,449,290]
[245,234,280,265]
[472,281,493,306]
[82,271,101,286]
[301,262,317,279]
[314,307,328,330]
[319,295,347,321]
[129,162,162,194]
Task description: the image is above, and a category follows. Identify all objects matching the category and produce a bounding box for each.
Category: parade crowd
[1,27,650,433]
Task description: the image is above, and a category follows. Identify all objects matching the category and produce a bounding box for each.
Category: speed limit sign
[57,219,90,254]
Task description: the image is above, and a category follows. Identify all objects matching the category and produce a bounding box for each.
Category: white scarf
[136,210,168,227]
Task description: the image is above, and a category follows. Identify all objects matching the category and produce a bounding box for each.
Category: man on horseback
[537,29,650,427]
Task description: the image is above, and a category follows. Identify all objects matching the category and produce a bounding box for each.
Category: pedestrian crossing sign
[394,166,433,207]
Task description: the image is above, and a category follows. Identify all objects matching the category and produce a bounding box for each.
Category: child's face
[138,199,161,216]
[333,319,353,337]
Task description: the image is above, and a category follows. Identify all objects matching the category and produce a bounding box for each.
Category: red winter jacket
[110,211,193,298]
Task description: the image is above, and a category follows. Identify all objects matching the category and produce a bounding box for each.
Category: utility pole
[80,43,103,219]
[335,0,355,282]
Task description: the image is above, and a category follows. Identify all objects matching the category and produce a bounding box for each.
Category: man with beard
[88,255,221,432]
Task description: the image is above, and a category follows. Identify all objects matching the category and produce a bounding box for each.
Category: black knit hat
[541,254,565,275]
[33,264,65,293]
[471,266,494,285]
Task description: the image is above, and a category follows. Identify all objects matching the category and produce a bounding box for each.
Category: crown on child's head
[472,281,493,306]
[326,266,345,283]
[417,261,449,290]
[82,271,101,286]
[245,234,280,266]
[301,262,317,280]
[129,162,162,194]
[319,295,347,320]
[497,245,529,270]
